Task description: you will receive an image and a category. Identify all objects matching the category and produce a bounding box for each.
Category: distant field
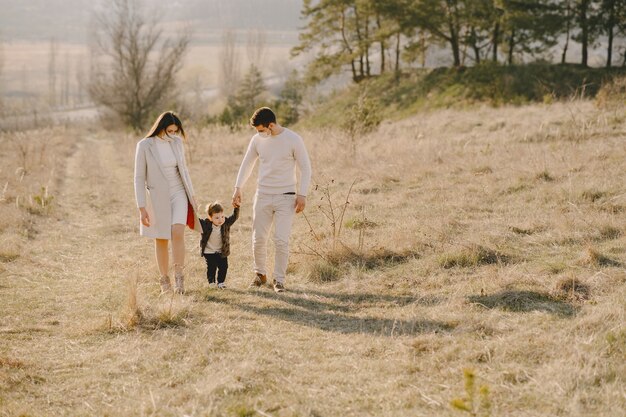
[1,38,299,102]
[0,100,624,416]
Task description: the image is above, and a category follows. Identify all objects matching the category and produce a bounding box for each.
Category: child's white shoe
[217,283,227,290]
[208,282,217,289]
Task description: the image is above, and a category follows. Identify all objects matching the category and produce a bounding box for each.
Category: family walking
[133,107,312,294]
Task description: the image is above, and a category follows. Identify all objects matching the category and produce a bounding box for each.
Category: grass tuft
[468,290,576,317]
[472,166,493,175]
[232,406,256,417]
[553,277,591,302]
[124,274,143,329]
[329,247,418,270]
[439,244,507,269]
[0,357,26,369]
[581,189,607,203]
[534,170,554,182]
[509,226,540,235]
[544,261,568,275]
[308,260,342,283]
[597,225,622,241]
[579,247,621,267]
[345,218,378,230]
[606,330,626,357]
[0,251,20,263]
[304,247,418,283]
[504,182,531,194]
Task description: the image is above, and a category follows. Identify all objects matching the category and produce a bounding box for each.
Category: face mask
[258,129,271,138]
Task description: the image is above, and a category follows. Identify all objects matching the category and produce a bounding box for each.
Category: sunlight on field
[0,101,625,416]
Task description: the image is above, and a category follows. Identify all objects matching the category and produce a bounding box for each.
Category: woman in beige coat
[134,111,202,294]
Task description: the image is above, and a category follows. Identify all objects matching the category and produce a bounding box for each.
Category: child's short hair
[206,201,224,217]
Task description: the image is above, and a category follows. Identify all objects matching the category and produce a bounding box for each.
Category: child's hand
[232,188,242,208]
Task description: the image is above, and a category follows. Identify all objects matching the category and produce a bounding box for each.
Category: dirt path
[1,133,145,414]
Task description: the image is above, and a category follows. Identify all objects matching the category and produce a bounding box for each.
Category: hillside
[301,63,626,128]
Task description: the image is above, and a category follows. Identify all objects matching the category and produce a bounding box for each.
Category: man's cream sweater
[235,128,312,196]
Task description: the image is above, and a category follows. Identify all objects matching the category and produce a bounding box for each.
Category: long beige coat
[134,136,202,239]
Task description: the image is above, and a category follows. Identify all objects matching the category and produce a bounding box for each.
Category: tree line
[292,0,626,84]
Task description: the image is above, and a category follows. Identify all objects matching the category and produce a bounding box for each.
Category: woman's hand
[139,207,151,227]
[232,188,242,208]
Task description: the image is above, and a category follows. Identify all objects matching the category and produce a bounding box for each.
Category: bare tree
[48,38,58,108]
[218,30,241,97]
[20,64,28,104]
[61,52,71,107]
[75,57,86,106]
[0,32,4,114]
[89,0,190,131]
[246,29,267,68]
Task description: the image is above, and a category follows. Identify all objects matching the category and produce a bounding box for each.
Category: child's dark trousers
[203,253,228,284]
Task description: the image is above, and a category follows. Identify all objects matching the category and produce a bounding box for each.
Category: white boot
[159,275,172,293]
[174,271,185,294]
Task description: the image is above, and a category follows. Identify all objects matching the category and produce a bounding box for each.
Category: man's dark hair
[250,107,276,127]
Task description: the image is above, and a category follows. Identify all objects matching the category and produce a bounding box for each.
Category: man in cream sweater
[232,107,312,293]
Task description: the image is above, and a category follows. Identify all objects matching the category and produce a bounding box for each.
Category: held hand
[295,195,306,214]
[232,188,242,208]
[139,207,151,227]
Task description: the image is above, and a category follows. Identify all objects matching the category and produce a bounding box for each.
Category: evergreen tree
[274,70,304,126]
[497,0,563,65]
[293,0,360,83]
[221,65,266,127]
[598,0,626,67]
[410,0,466,67]
[373,0,419,72]
[572,0,601,67]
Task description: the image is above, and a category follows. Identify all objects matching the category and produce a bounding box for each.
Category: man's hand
[295,195,306,213]
[139,207,151,227]
[232,188,242,208]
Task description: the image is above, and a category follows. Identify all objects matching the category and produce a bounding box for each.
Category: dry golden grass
[1,100,625,416]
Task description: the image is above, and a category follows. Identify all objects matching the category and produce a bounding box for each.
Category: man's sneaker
[249,273,267,288]
[273,279,285,293]
[217,283,227,290]
[208,282,217,289]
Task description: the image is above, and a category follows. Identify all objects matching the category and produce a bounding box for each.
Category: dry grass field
[1,100,625,416]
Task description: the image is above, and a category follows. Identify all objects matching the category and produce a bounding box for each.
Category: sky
[0,0,304,44]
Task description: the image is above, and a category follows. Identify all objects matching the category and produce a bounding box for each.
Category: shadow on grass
[207,289,452,336]
[289,288,443,307]
[468,290,578,317]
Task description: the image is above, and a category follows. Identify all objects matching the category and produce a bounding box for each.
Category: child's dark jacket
[199,207,239,257]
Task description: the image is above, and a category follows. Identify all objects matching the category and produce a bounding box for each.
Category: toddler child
[199,202,239,289]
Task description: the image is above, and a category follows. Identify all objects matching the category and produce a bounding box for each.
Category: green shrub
[451,368,492,416]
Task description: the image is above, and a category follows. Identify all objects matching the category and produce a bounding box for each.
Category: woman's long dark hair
[144,111,186,140]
